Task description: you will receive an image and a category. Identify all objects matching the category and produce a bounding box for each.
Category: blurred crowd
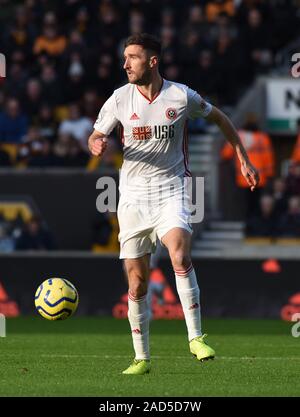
[246,162,300,238]
[1,0,299,168]
[1,0,300,248]
[221,117,300,238]
[0,213,55,252]
[0,208,119,252]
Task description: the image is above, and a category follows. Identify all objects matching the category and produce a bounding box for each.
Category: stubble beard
[127,68,152,86]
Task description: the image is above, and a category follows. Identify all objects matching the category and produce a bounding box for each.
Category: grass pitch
[0,317,299,397]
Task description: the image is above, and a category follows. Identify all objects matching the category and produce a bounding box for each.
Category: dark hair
[124,33,161,57]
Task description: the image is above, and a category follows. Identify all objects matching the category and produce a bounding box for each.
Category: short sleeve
[187,87,212,119]
[94,93,119,135]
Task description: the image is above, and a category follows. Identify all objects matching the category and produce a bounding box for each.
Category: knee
[127,269,147,299]
[129,282,147,300]
[170,250,191,271]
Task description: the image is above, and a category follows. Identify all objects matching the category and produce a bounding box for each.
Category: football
[35,278,79,320]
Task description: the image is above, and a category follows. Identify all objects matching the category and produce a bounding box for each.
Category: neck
[136,73,163,101]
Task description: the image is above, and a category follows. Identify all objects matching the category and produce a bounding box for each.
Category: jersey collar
[136,79,165,104]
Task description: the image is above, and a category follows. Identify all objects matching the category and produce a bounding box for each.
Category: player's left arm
[205,106,260,191]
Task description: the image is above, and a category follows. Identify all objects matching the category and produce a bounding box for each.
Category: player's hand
[89,137,108,156]
[241,161,260,192]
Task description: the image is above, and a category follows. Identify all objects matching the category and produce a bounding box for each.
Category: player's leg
[161,227,200,339]
[147,240,165,318]
[161,227,215,361]
[122,254,151,374]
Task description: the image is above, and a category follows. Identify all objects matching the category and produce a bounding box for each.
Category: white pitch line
[2,353,300,360]
[35,354,300,360]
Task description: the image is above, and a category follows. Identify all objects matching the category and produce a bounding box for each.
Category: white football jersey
[94,79,212,195]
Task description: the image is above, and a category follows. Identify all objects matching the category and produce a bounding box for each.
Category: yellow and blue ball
[35,278,79,320]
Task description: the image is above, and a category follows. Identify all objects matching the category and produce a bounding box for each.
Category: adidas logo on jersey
[130,113,140,120]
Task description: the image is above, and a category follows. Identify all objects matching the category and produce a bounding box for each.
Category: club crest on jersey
[165,108,177,120]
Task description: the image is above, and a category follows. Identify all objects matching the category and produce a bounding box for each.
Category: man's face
[7,99,19,117]
[123,44,153,85]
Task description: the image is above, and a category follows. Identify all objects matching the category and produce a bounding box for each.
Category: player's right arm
[88,93,119,157]
[88,130,108,156]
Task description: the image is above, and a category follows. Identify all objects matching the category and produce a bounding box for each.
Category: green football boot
[122,359,151,375]
[189,334,215,361]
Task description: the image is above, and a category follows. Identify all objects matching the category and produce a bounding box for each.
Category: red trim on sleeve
[182,120,192,177]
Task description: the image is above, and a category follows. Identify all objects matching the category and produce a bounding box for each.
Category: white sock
[175,264,202,341]
[128,291,150,360]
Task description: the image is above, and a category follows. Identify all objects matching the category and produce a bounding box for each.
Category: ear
[149,55,158,68]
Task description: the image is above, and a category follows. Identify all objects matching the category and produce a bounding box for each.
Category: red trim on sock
[128,292,147,302]
[174,264,193,276]
[174,263,193,272]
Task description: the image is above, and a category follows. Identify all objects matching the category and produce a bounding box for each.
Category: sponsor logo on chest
[132,125,175,140]
[129,107,178,140]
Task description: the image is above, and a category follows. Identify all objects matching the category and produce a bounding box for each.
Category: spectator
[159,26,177,71]
[81,90,102,121]
[4,62,28,97]
[278,196,300,237]
[236,0,270,25]
[164,64,181,82]
[36,104,57,143]
[97,0,121,36]
[285,162,300,197]
[51,133,73,166]
[58,103,93,151]
[0,147,12,166]
[183,49,219,99]
[92,212,113,246]
[32,51,51,77]
[241,8,273,78]
[208,12,237,44]
[184,4,207,39]
[33,22,67,57]
[221,117,275,217]
[27,137,58,167]
[40,132,89,167]
[160,7,176,29]
[214,32,241,104]
[68,135,89,167]
[0,222,15,252]
[16,125,44,164]
[15,216,55,250]
[271,177,288,218]
[178,30,203,67]
[129,9,145,35]
[7,209,24,240]
[3,5,36,57]
[91,61,118,99]
[0,98,28,143]
[40,64,62,106]
[290,120,300,164]
[74,7,93,42]
[246,194,279,237]
[206,0,235,23]
[22,78,43,122]
[63,53,87,103]
[64,30,86,57]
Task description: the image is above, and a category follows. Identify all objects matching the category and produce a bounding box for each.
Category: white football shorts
[117,194,193,259]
